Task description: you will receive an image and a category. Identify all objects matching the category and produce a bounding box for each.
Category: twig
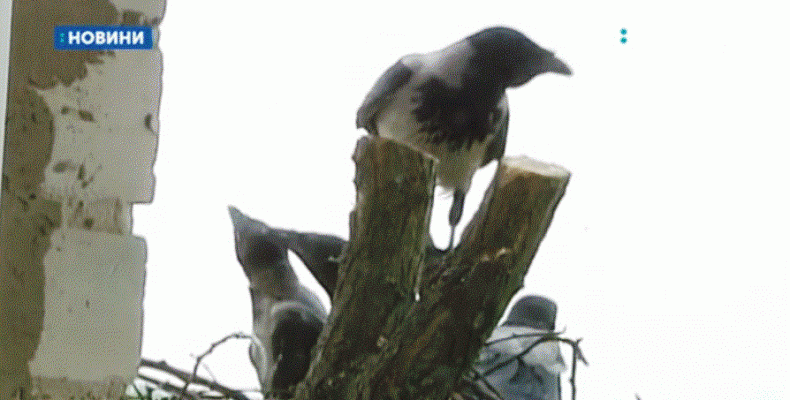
[477,334,587,400]
[180,332,253,399]
[467,368,505,400]
[135,373,197,400]
[569,338,582,400]
[484,327,567,345]
[129,382,148,400]
[139,358,252,400]
[481,335,587,377]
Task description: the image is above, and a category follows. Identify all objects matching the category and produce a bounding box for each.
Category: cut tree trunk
[293,136,570,400]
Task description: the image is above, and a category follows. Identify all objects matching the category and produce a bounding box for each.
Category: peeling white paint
[37,50,160,204]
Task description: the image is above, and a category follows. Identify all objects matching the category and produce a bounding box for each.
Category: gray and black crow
[228,206,328,398]
[356,27,571,250]
[471,295,565,400]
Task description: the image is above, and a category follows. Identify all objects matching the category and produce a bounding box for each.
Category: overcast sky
[3,0,789,399]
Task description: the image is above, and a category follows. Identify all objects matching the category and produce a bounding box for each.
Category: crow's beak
[545,55,572,76]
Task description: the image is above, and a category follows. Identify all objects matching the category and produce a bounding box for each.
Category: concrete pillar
[1,1,163,398]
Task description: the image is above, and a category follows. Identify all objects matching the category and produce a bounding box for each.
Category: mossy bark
[293,136,570,400]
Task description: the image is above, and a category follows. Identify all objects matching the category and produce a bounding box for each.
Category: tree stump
[293,136,570,400]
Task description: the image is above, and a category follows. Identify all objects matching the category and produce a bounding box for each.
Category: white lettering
[132,31,144,45]
[81,31,95,44]
[61,28,147,48]
[118,30,132,45]
[106,31,118,45]
[68,30,81,44]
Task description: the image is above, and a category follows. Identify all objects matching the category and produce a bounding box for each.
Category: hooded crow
[356,26,571,250]
[472,295,566,400]
[228,206,327,398]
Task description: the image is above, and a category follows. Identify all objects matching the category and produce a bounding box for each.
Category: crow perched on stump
[356,26,572,250]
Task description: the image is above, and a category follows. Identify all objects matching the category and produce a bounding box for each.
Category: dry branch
[138,357,252,400]
[179,332,253,398]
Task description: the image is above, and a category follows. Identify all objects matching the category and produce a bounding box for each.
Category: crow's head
[467,26,572,87]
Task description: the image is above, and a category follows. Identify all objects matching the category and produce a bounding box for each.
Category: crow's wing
[356,59,413,135]
[481,104,509,167]
[270,308,323,394]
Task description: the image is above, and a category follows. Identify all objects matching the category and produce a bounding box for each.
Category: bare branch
[138,358,252,400]
[136,332,255,400]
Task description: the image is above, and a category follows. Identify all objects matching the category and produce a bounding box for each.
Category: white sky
[3,0,789,399]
